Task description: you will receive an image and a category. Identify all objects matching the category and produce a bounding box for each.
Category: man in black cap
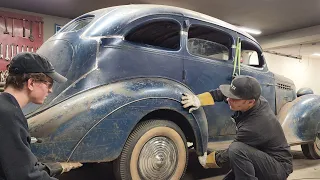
[181,75,293,180]
[0,52,82,180]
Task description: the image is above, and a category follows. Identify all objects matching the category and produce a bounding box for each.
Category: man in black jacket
[0,52,82,180]
[181,75,293,180]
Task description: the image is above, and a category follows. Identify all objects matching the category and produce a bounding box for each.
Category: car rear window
[59,15,95,33]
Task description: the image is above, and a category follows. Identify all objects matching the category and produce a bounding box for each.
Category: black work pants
[223,142,288,180]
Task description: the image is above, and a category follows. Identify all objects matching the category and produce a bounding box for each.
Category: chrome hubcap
[138,137,178,180]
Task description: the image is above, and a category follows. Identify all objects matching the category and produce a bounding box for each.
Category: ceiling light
[312,53,320,56]
[238,27,262,35]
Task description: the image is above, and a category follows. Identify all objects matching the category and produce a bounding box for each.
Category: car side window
[241,40,264,68]
[187,24,232,61]
[125,20,181,50]
[241,50,259,66]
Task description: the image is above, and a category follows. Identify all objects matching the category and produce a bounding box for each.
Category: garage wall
[264,53,320,94]
[0,7,71,42]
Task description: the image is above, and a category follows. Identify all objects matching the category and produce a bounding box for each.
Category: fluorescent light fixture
[312,53,320,56]
[238,27,262,35]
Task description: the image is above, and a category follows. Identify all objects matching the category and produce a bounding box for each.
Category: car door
[182,18,237,143]
[237,34,276,112]
[100,14,185,84]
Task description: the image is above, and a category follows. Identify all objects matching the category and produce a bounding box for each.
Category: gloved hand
[198,152,221,169]
[210,89,225,102]
[60,162,83,173]
[181,93,201,113]
[198,152,208,168]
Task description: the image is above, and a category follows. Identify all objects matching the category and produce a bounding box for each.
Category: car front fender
[278,94,320,145]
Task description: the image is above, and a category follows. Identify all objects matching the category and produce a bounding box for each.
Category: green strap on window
[233,37,241,77]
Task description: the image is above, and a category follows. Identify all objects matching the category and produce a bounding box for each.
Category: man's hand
[60,162,83,173]
[198,152,208,168]
[181,93,201,113]
[198,152,221,169]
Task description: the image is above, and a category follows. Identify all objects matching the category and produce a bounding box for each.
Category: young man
[0,52,82,180]
[181,75,293,180]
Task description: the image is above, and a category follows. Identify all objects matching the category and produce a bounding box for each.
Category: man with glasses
[0,52,82,180]
[181,75,293,180]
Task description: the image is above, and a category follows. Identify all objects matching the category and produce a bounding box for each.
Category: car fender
[278,94,320,145]
[29,77,208,162]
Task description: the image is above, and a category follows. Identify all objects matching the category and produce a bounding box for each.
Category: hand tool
[29,21,34,42]
[11,44,14,59]
[12,18,14,37]
[3,17,9,34]
[0,43,3,59]
[22,19,26,37]
[38,21,42,38]
[5,45,9,61]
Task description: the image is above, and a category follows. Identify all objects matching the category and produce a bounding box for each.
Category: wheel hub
[138,137,178,180]
[155,154,165,168]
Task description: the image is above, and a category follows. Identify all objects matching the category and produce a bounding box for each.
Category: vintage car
[26,4,320,180]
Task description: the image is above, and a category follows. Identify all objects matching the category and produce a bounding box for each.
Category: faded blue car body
[26,5,320,163]
[28,78,208,162]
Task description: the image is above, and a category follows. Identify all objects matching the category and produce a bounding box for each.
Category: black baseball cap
[219,75,261,100]
[8,52,67,83]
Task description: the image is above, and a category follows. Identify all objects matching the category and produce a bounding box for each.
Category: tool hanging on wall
[29,21,34,42]
[3,17,9,34]
[5,45,9,61]
[0,10,44,86]
[11,44,14,59]
[11,18,14,37]
[38,21,42,38]
[22,19,26,37]
[0,43,3,59]
[0,12,43,61]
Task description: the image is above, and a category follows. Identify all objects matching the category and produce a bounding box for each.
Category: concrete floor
[60,146,320,180]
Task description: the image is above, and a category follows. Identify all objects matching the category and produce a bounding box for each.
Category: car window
[59,15,94,33]
[125,20,181,50]
[187,24,232,61]
[188,38,229,60]
[241,40,264,68]
[241,50,259,66]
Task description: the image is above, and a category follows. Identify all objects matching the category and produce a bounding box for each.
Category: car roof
[81,4,257,43]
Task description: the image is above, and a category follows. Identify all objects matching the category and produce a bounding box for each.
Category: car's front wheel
[113,120,188,180]
[301,136,320,159]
